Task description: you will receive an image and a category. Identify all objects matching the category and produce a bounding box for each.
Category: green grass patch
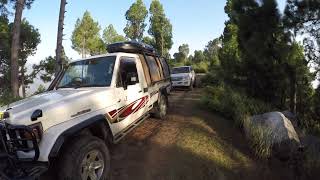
[201,84,275,158]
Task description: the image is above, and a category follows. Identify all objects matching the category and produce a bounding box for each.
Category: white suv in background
[171,66,195,90]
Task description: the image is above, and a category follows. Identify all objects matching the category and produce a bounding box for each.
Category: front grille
[171,76,183,81]
[0,123,40,161]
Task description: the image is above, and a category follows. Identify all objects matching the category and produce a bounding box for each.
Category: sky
[21,0,286,64]
[15,0,288,93]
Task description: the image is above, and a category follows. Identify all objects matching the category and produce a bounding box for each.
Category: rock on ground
[250,112,301,159]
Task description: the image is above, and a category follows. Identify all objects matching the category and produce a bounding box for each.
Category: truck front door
[111,56,148,134]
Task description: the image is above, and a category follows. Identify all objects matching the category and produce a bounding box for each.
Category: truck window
[146,55,161,82]
[160,58,170,79]
[118,57,139,87]
[57,56,116,88]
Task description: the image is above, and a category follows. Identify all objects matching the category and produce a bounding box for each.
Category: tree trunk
[289,70,297,114]
[10,0,25,98]
[55,0,67,76]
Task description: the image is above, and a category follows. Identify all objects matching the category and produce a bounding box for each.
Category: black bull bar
[0,122,47,179]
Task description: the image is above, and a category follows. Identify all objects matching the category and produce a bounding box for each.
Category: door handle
[138,90,142,93]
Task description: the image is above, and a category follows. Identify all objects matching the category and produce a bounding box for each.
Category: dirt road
[110,89,294,180]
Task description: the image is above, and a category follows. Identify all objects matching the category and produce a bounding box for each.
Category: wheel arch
[48,115,113,160]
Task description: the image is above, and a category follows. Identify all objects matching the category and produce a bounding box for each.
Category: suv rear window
[146,55,161,82]
[160,58,170,78]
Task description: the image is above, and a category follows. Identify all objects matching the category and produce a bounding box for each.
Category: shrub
[202,84,274,158]
[192,61,210,73]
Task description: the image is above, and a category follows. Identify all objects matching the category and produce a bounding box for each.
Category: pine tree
[123,0,148,41]
[148,0,173,56]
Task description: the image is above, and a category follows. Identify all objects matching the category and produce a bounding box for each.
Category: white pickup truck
[171,66,196,90]
[0,42,171,180]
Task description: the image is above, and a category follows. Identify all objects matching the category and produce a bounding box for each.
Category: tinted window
[146,56,161,82]
[58,56,116,88]
[160,58,170,78]
[172,67,190,74]
[118,57,139,87]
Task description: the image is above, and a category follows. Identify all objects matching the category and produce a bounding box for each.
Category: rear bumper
[0,122,48,179]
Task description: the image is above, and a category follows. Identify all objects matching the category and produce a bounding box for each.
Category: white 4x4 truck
[0,42,171,180]
[171,66,196,90]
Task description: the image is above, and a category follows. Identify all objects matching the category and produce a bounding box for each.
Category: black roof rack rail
[107,41,159,56]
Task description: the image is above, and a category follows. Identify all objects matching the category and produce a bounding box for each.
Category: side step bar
[114,114,150,143]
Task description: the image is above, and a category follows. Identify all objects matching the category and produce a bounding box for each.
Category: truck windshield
[57,56,116,88]
[172,67,190,74]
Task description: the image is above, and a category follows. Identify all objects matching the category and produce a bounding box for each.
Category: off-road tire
[58,135,111,180]
[153,94,168,120]
[189,83,194,91]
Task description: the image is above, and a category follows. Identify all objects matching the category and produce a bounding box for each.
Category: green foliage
[0,15,10,95]
[103,24,126,46]
[173,44,189,63]
[148,0,173,56]
[172,39,221,73]
[31,53,69,83]
[124,0,148,41]
[142,36,155,46]
[204,38,221,66]
[202,84,274,158]
[33,84,46,95]
[71,11,105,57]
[219,22,242,84]
[191,61,210,73]
[0,89,22,107]
[284,0,320,79]
[0,0,34,14]
[190,50,205,63]
[0,16,40,97]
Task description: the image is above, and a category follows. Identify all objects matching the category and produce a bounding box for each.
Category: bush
[168,60,210,73]
[202,84,274,158]
[192,61,210,73]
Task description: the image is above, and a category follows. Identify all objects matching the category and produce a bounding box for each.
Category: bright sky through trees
[20,0,286,64]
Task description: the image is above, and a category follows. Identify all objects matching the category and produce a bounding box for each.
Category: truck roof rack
[107,41,158,56]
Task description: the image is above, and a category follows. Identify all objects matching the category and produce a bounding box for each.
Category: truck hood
[1,88,115,130]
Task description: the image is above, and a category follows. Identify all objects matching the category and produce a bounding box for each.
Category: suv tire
[189,83,194,91]
[58,135,111,180]
[153,94,168,120]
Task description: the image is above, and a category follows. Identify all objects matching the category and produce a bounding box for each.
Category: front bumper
[172,80,191,87]
[0,122,48,179]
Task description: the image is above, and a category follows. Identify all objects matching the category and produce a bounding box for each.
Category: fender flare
[48,115,111,159]
[159,85,169,96]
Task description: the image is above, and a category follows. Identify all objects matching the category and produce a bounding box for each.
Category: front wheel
[58,136,111,180]
[153,94,168,120]
[189,82,194,91]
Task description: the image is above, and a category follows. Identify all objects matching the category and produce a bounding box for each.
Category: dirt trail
[110,89,294,180]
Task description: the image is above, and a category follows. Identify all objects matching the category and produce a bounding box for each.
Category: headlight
[0,111,9,121]
[182,76,190,81]
[23,122,43,143]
